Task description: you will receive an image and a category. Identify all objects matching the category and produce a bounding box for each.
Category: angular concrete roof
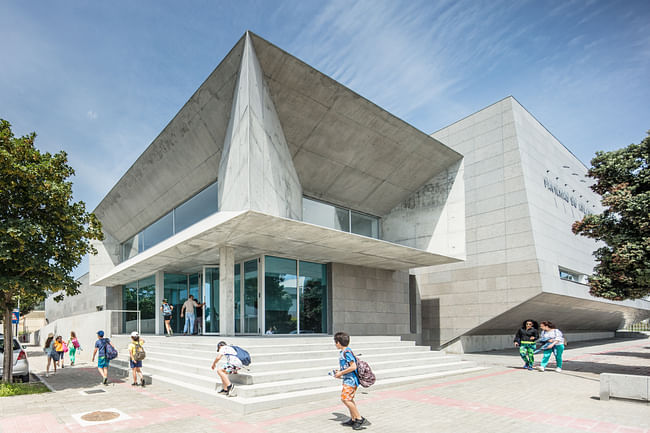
[91,210,461,287]
[94,32,461,242]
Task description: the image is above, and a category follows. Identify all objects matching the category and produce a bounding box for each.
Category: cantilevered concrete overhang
[94,31,462,244]
[91,210,461,287]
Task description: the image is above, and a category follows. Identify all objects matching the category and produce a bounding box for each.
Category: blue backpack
[231,345,251,366]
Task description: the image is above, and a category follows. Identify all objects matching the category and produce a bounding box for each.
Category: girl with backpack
[68,331,80,366]
[128,331,146,387]
[160,299,174,336]
[54,335,65,368]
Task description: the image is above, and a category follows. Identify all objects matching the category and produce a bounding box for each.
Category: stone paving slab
[1,337,649,432]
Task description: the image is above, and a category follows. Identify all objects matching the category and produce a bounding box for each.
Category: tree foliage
[572,130,650,300]
[0,119,103,382]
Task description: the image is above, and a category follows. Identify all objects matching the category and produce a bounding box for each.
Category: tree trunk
[2,307,14,383]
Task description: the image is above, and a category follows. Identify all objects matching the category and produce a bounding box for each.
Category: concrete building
[86,31,464,340]
[420,97,650,352]
[45,32,649,351]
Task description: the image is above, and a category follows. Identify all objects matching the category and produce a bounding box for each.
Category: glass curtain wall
[122,275,156,334]
[234,264,241,333]
[243,259,259,333]
[264,256,298,334]
[264,256,328,334]
[204,267,219,333]
[123,282,138,334]
[302,197,379,238]
[299,261,328,333]
[121,181,218,262]
[189,273,201,334]
[164,273,188,334]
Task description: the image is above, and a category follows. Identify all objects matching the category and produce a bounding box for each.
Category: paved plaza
[1,336,649,433]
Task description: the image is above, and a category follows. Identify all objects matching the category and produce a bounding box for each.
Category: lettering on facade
[543,177,592,214]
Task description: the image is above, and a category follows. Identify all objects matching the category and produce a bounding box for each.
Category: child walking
[68,331,80,366]
[128,331,146,386]
[43,333,57,377]
[54,335,65,368]
[333,332,368,430]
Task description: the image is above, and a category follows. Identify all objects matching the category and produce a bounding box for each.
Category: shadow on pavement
[561,360,650,376]
[598,351,650,360]
[39,366,128,391]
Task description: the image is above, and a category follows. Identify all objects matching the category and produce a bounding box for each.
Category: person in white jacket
[538,321,565,372]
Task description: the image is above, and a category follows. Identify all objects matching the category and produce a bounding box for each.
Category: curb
[31,372,56,392]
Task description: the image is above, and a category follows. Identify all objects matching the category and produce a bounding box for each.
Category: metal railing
[110,310,142,335]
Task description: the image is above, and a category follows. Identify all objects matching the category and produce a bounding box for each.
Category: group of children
[514,319,565,372]
[211,331,368,430]
[43,331,80,377]
[86,327,368,428]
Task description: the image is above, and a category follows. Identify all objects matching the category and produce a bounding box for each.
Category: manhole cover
[81,411,120,422]
[72,408,131,426]
[82,389,106,395]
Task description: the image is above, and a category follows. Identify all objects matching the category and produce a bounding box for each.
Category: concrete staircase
[110,335,483,414]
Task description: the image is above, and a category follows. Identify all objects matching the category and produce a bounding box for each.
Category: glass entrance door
[243,259,259,333]
[203,266,220,334]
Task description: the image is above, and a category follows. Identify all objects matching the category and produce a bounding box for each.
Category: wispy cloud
[86,110,98,120]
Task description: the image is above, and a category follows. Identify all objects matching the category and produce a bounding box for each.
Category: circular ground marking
[80,411,121,422]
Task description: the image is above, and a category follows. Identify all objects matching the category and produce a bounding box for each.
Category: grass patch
[0,382,50,397]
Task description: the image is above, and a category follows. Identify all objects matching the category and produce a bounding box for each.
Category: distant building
[46,32,649,351]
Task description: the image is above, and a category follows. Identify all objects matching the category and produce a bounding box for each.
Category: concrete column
[155,271,165,335]
[219,246,235,336]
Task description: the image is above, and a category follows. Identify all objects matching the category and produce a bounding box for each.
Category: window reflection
[264,256,297,334]
[120,181,218,262]
[175,183,219,233]
[302,197,379,239]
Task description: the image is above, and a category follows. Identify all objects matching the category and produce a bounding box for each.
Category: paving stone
[1,337,649,432]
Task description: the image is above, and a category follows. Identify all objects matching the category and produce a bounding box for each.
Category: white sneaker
[555,368,562,372]
[538,367,545,372]
[45,373,49,377]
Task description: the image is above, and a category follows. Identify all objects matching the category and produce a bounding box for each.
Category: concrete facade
[70,32,462,341]
[45,273,106,323]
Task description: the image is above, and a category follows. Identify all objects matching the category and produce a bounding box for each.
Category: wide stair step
[110,335,484,413]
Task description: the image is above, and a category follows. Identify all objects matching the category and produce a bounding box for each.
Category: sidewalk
[1,336,649,433]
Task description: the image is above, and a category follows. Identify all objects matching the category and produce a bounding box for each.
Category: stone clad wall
[330,263,411,336]
[421,97,541,348]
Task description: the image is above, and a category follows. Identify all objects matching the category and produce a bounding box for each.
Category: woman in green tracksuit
[514,319,539,370]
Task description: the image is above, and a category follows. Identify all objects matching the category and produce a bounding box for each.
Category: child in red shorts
[334,332,368,430]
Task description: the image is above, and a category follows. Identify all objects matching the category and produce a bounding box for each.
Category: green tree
[572,130,650,300]
[0,119,103,382]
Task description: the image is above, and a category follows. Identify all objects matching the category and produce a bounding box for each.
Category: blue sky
[2,1,649,277]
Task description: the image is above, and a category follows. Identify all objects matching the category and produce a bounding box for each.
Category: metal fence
[109,309,142,335]
[620,320,650,332]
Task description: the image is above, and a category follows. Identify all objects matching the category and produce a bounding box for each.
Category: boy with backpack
[210,341,250,397]
[334,332,368,430]
[91,330,117,385]
[128,331,146,387]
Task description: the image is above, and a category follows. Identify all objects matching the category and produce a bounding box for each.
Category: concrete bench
[600,373,649,402]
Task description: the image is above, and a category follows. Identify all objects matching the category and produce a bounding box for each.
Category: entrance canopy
[91,210,461,287]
